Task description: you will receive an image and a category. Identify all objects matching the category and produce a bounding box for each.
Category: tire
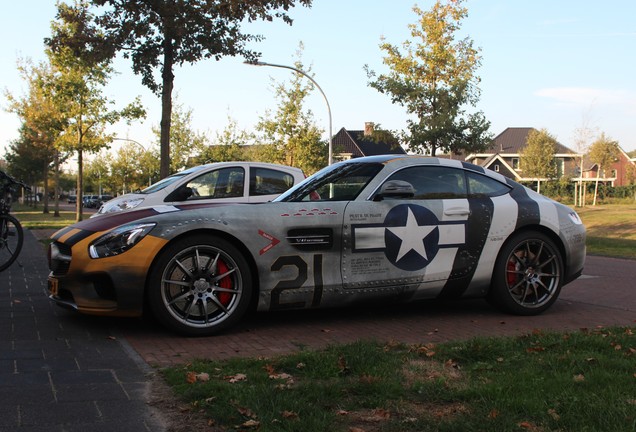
[147,235,253,336]
[488,231,563,315]
[0,214,24,272]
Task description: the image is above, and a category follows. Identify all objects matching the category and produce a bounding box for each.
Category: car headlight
[100,197,146,214]
[89,223,156,259]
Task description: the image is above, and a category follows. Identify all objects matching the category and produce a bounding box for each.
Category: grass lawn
[11,204,78,230]
[162,328,636,431]
[575,204,636,259]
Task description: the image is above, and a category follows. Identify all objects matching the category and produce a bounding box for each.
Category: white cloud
[535,87,636,113]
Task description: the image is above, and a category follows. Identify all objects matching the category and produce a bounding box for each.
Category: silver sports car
[48,155,586,336]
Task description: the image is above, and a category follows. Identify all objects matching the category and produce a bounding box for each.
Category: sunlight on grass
[11,205,78,230]
[575,204,636,259]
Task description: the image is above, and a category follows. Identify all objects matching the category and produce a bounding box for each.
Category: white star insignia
[387,207,437,262]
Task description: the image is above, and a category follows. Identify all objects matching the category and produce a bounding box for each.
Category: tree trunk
[76,149,84,222]
[42,159,50,214]
[593,166,600,206]
[159,21,175,179]
[53,150,60,218]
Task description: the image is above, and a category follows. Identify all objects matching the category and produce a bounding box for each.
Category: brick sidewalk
[122,255,636,367]
[0,230,167,431]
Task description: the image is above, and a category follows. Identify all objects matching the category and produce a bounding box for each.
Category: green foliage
[519,128,558,179]
[196,115,251,164]
[162,328,636,431]
[588,133,620,177]
[588,132,620,205]
[255,45,328,174]
[365,0,492,156]
[151,100,207,173]
[4,58,67,202]
[44,1,146,220]
[46,0,313,178]
[519,128,558,192]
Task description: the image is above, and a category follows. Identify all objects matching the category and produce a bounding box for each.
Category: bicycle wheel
[0,214,24,272]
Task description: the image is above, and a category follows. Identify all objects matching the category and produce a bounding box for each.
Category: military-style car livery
[48,155,586,336]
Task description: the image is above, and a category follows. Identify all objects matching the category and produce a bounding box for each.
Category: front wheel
[148,235,253,336]
[488,231,563,315]
[0,214,24,272]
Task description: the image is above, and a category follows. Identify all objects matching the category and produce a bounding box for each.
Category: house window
[512,158,520,170]
[493,164,500,172]
[611,169,617,179]
[556,158,565,177]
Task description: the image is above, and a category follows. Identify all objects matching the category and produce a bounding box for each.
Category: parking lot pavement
[0,230,166,431]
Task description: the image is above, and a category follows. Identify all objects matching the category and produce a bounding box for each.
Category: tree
[196,115,250,164]
[151,101,207,173]
[588,133,620,206]
[519,128,558,194]
[46,0,312,180]
[109,144,144,194]
[365,0,491,156]
[5,58,66,214]
[47,1,146,221]
[4,128,46,202]
[256,48,327,174]
[571,111,598,206]
[84,153,110,194]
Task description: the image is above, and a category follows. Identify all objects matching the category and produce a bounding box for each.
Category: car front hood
[51,202,240,246]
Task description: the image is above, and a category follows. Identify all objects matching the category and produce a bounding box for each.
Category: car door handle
[444,208,471,217]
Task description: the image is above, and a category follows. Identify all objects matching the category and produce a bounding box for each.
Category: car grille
[49,241,72,276]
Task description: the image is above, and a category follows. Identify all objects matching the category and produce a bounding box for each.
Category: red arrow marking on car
[258,230,280,255]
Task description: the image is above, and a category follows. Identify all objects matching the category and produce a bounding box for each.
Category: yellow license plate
[48,277,59,296]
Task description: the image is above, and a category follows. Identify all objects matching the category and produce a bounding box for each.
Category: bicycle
[0,170,30,272]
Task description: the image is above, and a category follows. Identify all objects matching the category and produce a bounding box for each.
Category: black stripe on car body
[438,196,495,299]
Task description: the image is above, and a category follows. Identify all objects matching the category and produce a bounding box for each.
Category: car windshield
[275,162,383,202]
[137,166,203,194]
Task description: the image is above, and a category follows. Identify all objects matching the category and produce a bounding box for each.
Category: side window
[250,168,295,196]
[466,171,510,197]
[186,167,245,200]
[385,166,467,199]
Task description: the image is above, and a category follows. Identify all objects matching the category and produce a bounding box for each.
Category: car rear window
[466,171,511,197]
[249,168,296,196]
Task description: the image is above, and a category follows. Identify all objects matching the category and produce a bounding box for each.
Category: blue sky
[2,0,635,159]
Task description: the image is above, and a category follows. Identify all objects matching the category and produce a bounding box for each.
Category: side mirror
[374,180,415,201]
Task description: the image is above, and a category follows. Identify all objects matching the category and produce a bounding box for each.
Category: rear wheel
[148,235,252,336]
[0,214,23,272]
[488,231,563,315]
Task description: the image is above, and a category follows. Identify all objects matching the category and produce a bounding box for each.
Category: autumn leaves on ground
[162,328,636,431]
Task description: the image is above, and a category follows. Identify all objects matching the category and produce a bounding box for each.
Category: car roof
[180,161,305,175]
[338,155,509,184]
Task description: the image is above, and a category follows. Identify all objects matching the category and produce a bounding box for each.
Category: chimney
[364,122,375,137]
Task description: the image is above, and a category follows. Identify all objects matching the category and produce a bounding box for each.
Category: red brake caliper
[507,259,517,286]
[216,259,233,306]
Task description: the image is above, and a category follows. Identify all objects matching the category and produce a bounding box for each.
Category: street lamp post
[245,61,333,165]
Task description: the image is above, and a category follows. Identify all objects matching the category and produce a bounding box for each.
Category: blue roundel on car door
[384,204,440,271]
